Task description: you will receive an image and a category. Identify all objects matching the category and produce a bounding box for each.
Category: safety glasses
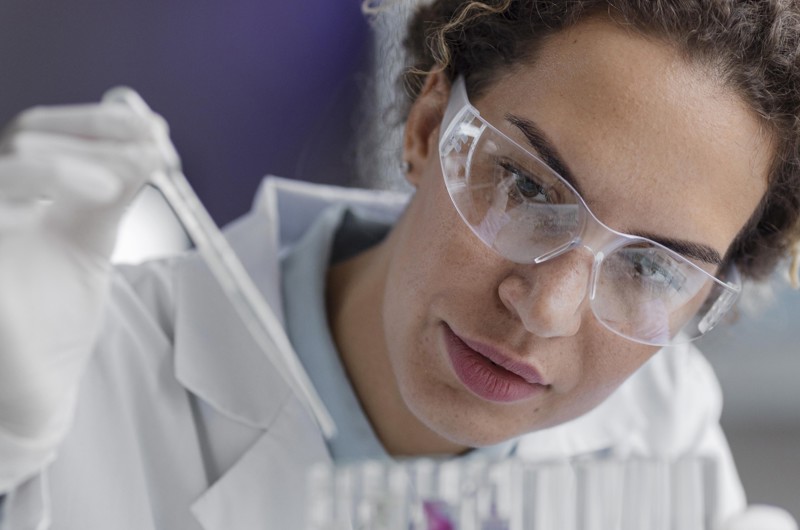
[438,76,740,346]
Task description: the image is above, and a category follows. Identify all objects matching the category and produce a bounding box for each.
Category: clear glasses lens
[593,246,712,344]
[440,83,739,346]
[443,117,583,264]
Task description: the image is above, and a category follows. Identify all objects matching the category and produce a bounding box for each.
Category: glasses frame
[437,76,741,346]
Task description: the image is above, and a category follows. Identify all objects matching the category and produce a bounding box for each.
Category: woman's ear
[402,70,451,188]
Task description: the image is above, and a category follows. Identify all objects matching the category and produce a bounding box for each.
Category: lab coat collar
[171,195,290,429]
[170,177,407,528]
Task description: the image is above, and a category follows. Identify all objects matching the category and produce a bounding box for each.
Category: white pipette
[102,87,337,439]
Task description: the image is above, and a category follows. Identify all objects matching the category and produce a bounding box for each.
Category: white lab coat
[1,176,746,529]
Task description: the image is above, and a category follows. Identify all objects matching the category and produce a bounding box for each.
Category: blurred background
[0,0,372,227]
[1,0,797,519]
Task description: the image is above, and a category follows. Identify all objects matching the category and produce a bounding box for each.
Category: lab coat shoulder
[2,176,391,530]
[67,258,219,530]
[2,256,208,530]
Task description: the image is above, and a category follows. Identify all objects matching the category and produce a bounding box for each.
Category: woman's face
[376,18,772,448]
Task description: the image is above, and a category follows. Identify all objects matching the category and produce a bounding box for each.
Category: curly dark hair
[402,0,800,284]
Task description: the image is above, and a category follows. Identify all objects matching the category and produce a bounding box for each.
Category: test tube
[479,461,511,530]
[575,457,625,530]
[334,465,358,530]
[306,463,335,530]
[620,458,671,530]
[452,459,484,530]
[353,461,386,529]
[509,460,576,530]
[671,457,708,530]
[386,463,414,530]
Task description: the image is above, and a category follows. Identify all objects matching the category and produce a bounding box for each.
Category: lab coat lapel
[173,242,332,528]
[171,177,407,528]
[190,396,332,530]
[173,204,292,429]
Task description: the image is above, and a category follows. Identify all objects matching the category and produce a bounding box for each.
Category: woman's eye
[628,251,685,292]
[499,161,549,203]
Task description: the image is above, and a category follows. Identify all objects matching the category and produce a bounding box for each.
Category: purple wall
[0,1,370,225]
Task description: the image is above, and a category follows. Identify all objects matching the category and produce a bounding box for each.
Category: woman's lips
[442,324,548,403]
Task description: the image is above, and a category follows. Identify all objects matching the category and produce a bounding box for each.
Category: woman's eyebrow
[505,113,585,197]
[632,233,723,265]
[504,114,723,266]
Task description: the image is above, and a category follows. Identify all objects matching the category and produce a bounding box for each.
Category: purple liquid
[423,500,456,530]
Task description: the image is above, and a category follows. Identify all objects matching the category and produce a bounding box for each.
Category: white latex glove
[719,505,798,530]
[0,99,165,492]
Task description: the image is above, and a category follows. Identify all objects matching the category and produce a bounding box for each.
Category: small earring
[401,160,412,173]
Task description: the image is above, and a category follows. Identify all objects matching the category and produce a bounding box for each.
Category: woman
[0,0,798,528]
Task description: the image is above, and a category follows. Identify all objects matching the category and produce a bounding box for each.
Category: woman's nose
[497,250,592,338]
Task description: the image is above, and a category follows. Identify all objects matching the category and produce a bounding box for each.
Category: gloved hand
[720,505,798,530]
[0,98,166,492]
